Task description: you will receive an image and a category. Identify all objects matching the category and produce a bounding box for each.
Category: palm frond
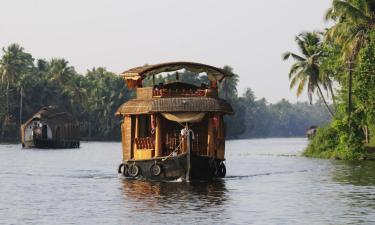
[283,52,305,62]
[325,7,336,21]
[288,62,304,78]
[296,72,306,97]
[333,0,372,23]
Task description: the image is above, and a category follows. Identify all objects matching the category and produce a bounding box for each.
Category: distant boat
[116,62,234,181]
[20,106,80,149]
[306,125,317,140]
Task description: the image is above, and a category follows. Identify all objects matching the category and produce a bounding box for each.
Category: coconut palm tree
[48,58,76,87]
[220,66,239,101]
[325,0,375,117]
[283,32,335,118]
[0,44,33,138]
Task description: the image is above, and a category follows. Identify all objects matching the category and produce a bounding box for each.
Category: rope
[161,128,195,162]
[161,136,184,161]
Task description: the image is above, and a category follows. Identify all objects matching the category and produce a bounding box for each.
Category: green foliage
[304,118,365,160]
[239,97,331,138]
[283,32,335,117]
[304,124,338,158]
[0,44,332,141]
[295,0,375,160]
[353,29,375,126]
[142,70,209,88]
[219,66,239,101]
[0,44,130,141]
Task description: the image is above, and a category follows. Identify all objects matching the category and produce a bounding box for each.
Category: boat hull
[23,139,80,149]
[119,153,225,181]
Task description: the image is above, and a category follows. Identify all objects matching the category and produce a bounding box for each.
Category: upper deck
[116,62,234,116]
[120,62,232,84]
[135,84,218,100]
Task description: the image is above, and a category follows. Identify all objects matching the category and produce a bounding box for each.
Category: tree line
[0,44,330,142]
[284,0,375,159]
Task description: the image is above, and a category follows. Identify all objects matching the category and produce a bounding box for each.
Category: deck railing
[136,87,218,99]
[134,137,155,149]
[153,88,206,97]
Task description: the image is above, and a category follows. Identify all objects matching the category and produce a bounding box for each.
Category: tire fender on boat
[118,163,128,176]
[128,164,140,177]
[150,163,162,176]
[217,162,226,178]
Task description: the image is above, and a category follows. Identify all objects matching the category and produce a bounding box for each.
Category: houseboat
[116,62,234,181]
[20,106,80,148]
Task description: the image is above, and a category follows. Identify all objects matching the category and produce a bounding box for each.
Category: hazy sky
[0,0,332,103]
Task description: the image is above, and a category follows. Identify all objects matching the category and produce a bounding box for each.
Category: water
[1,138,375,225]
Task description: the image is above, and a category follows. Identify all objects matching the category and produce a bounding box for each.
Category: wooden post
[207,116,214,157]
[155,115,162,157]
[217,116,225,159]
[186,124,191,182]
[132,115,139,159]
[122,116,132,160]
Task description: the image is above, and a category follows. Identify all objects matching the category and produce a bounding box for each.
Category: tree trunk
[348,61,353,120]
[88,120,92,138]
[6,81,9,115]
[328,82,336,108]
[1,82,10,140]
[0,119,6,140]
[19,87,23,140]
[317,85,335,118]
[364,125,369,144]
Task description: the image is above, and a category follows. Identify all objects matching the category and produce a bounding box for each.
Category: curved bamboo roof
[23,106,78,127]
[120,62,233,82]
[115,97,234,116]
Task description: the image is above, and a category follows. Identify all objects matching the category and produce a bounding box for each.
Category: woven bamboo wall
[122,116,132,160]
[136,87,153,99]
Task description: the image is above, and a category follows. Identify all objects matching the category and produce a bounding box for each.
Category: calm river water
[1,138,375,225]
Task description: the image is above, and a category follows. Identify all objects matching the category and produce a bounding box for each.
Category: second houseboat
[20,106,80,149]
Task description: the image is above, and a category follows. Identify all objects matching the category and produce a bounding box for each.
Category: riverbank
[303,124,375,160]
[303,146,375,160]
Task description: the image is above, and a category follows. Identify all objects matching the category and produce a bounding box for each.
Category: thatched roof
[23,106,78,127]
[115,97,234,116]
[120,62,233,82]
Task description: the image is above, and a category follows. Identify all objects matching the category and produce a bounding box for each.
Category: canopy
[115,97,234,116]
[22,106,78,128]
[161,112,206,123]
[120,62,233,82]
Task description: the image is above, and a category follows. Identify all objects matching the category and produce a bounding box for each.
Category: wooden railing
[135,87,218,99]
[134,137,155,160]
[134,137,155,149]
[153,88,206,97]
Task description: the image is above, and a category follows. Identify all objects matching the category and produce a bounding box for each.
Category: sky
[0,0,333,103]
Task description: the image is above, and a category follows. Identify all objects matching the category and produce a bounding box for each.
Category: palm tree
[283,32,335,118]
[47,58,78,110]
[325,0,375,118]
[220,66,239,101]
[0,44,33,138]
[48,58,76,87]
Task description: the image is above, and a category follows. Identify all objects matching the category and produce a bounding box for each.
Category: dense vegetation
[222,88,330,139]
[285,0,375,159]
[0,44,330,142]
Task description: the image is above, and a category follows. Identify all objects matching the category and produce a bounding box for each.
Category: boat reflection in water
[120,179,229,215]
